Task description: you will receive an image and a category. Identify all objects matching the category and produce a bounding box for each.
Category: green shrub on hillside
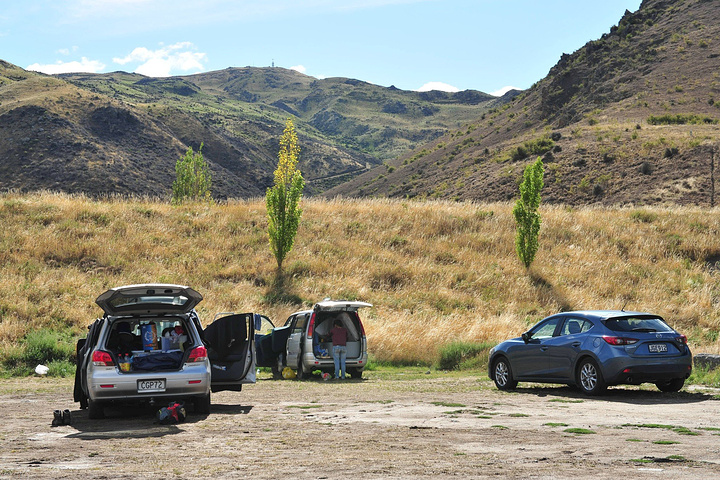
[647,114,718,125]
[505,137,555,162]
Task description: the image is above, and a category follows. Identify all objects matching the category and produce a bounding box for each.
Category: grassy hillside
[1,192,719,371]
[329,0,720,205]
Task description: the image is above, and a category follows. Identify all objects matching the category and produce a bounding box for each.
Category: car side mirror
[522,332,531,343]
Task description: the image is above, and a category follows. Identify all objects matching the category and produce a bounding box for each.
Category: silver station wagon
[256,300,372,379]
[74,284,259,418]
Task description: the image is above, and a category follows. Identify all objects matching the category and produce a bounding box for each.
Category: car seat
[568,320,581,335]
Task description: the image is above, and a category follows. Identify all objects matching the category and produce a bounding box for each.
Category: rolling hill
[327,0,720,206]
[0,61,505,198]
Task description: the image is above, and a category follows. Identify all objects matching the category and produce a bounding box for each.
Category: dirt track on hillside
[1,374,719,479]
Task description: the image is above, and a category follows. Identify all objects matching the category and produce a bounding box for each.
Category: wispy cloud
[490,86,521,97]
[290,65,307,74]
[26,57,106,74]
[416,81,460,93]
[113,42,207,77]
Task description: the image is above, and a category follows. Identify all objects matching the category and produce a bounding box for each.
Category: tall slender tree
[266,119,304,270]
[172,143,212,204]
[513,157,544,269]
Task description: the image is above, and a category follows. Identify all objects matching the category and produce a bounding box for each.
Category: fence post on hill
[513,157,544,269]
[266,118,305,273]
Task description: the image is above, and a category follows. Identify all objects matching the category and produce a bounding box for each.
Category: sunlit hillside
[1,192,719,366]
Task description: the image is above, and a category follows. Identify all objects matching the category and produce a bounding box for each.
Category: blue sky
[2,0,642,95]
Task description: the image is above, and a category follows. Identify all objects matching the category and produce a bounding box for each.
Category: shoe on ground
[62,409,72,426]
[52,410,62,427]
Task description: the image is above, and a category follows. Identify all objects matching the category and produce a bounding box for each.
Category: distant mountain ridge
[327,0,720,206]
[0,61,504,198]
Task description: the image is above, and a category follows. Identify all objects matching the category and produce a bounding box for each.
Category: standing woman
[330,319,347,379]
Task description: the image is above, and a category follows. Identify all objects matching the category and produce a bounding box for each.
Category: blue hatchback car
[488,310,692,395]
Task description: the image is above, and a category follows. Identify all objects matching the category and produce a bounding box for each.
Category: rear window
[107,294,191,309]
[604,316,673,333]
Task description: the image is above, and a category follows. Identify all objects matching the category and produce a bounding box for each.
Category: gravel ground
[1,372,719,479]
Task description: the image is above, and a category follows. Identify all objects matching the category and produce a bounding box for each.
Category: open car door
[203,313,258,393]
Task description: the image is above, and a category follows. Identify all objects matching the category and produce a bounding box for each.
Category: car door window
[292,314,308,334]
[530,317,561,339]
[560,318,590,336]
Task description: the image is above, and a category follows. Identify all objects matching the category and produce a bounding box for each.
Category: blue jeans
[332,345,347,379]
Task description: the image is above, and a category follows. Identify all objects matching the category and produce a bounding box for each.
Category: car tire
[195,393,211,414]
[87,399,105,419]
[656,378,685,392]
[577,358,607,396]
[493,357,518,390]
[271,360,282,380]
[296,356,306,380]
[349,368,363,379]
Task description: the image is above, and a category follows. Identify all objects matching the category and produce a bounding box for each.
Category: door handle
[572,342,581,348]
[540,346,549,352]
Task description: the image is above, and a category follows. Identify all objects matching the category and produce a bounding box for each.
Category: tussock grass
[1,192,720,368]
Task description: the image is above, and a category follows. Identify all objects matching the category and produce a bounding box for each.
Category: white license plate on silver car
[648,343,668,353]
[137,379,166,393]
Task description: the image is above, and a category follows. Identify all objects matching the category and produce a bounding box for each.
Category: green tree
[513,157,544,268]
[266,119,305,270]
[172,143,212,204]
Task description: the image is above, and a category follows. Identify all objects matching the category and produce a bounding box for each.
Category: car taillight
[602,336,638,346]
[357,314,366,336]
[187,345,207,362]
[676,335,688,345]
[92,350,115,366]
[307,312,316,339]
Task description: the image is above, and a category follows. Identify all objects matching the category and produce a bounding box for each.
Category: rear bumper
[87,362,210,402]
[302,351,368,371]
[602,356,692,385]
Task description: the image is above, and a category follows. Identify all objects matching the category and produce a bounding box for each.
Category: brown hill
[327,0,720,206]
[0,62,499,199]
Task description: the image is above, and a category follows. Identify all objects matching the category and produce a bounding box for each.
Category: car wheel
[87,398,105,419]
[656,378,685,392]
[271,360,282,380]
[577,358,607,396]
[194,393,211,414]
[493,357,517,390]
[296,356,306,380]
[349,368,363,379]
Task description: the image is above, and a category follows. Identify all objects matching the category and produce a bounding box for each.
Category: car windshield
[604,316,673,333]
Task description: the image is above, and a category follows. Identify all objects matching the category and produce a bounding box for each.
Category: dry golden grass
[1,191,719,363]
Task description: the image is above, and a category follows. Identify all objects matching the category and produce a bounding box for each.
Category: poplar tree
[172,143,212,204]
[513,157,544,269]
[266,119,304,270]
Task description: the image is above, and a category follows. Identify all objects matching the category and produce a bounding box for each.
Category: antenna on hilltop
[272,59,275,68]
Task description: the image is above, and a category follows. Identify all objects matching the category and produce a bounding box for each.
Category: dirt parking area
[1,372,719,479]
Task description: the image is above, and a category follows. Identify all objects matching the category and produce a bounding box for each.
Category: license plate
[648,343,668,353]
[137,379,166,393]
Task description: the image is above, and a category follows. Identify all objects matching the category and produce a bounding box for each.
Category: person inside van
[330,319,347,379]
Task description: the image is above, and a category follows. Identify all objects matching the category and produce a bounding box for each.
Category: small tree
[266,119,304,270]
[172,143,212,204]
[513,157,544,269]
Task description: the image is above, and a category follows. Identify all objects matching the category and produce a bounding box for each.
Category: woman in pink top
[330,319,347,379]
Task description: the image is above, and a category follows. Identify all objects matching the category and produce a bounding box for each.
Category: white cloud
[113,42,207,77]
[416,82,460,93]
[290,65,307,74]
[490,86,521,97]
[26,57,106,74]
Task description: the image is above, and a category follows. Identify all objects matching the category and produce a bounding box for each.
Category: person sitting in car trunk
[330,319,347,379]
